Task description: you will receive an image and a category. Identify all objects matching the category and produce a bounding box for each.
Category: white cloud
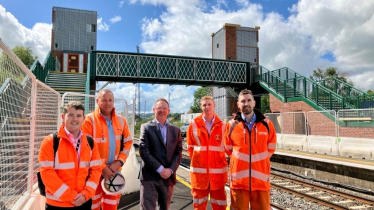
[134,0,374,91]
[97,17,109,31]
[0,5,51,63]
[110,15,122,24]
[119,1,125,7]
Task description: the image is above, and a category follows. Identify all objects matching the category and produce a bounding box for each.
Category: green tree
[309,67,352,84]
[368,89,374,95]
[190,87,212,113]
[12,46,37,68]
[260,94,270,113]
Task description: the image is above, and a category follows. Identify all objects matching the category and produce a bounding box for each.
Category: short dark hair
[239,89,254,97]
[63,101,85,114]
[154,98,169,107]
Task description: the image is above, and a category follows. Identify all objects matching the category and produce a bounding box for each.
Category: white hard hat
[101,172,126,195]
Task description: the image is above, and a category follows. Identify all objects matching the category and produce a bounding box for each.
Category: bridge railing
[89,51,251,86]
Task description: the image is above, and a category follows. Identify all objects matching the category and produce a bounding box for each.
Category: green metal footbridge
[30,50,374,112]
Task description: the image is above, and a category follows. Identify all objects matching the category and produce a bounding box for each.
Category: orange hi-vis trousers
[230,189,270,210]
[191,186,227,210]
[91,177,121,210]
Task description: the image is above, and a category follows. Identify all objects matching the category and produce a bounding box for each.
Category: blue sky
[1,0,373,113]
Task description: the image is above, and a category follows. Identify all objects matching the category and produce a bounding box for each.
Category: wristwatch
[118,160,124,166]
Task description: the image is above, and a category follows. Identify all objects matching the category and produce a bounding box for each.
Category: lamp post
[168,93,171,109]
[144,101,146,118]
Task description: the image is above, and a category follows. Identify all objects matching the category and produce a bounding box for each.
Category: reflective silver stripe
[54,183,68,198]
[187,144,194,149]
[120,149,129,156]
[211,198,227,206]
[115,155,118,159]
[117,115,124,128]
[86,181,98,190]
[231,169,269,181]
[251,169,270,182]
[209,146,223,152]
[54,153,75,169]
[231,169,249,180]
[123,136,132,142]
[190,167,207,173]
[252,151,269,163]
[268,143,276,150]
[40,161,54,167]
[94,137,107,143]
[46,193,61,201]
[90,160,102,167]
[210,168,227,173]
[232,149,268,163]
[194,146,207,151]
[80,161,90,168]
[88,113,95,136]
[91,201,101,209]
[225,145,233,151]
[193,196,208,204]
[192,120,201,146]
[55,162,75,169]
[115,135,122,141]
[104,198,120,204]
[92,193,102,200]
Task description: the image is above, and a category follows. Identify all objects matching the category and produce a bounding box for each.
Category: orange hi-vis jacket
[187,113,228,190]
[38,125,102,207]
[83,107,133,170]
[224,109,277,192]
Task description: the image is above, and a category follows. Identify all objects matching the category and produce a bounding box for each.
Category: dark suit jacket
[139,119,183,185]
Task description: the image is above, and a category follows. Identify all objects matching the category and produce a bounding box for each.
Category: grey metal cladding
[212,28,225,60]
[52,7,97,52]
[236,27,258,63]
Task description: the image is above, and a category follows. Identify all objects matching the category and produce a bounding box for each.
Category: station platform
[271,149,374,191]
[118,164,230,210]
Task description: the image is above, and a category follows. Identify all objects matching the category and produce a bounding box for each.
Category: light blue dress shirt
[106,118,116,164]
[242,113,257,132]
[155,120,171,174]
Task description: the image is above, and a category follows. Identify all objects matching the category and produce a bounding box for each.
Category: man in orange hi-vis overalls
[224,89,276,210]
[187,96,228,210]
[82,89,133,210]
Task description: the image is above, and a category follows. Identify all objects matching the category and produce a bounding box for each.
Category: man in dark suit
[139,98,183,210]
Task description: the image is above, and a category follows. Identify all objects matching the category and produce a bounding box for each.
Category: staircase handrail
[318,77,367,97]
[29,51,55,83]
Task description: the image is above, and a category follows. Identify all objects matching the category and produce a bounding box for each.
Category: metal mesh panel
[307,111,336,136]
[281,112,307,135]
[265,113,282,134]
[337,109,374,138]
[0,38,61,209]
[0,40,33,209]
[61,92,134,137]
[33,82,61,186]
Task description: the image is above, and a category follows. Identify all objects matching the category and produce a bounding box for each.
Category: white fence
[267,109,374,158]
[0,37,135,210]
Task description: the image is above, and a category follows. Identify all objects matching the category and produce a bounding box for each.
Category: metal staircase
[45,71,87,95]
[254,65,374,112]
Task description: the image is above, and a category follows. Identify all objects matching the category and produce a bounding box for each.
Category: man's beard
[242,106,253,115]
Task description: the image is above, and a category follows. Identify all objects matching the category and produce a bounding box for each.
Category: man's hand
[72,193,86,206]
[160,168,172,179]
[102,166,115,180]
[109,160,122,173]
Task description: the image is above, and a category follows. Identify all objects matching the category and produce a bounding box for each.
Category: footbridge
[88,51,252,88]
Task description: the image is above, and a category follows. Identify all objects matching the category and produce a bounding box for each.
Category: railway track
[134,139,374,209]
[271,173,374,209]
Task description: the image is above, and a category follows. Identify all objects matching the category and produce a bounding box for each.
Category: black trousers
[140,180,175,210]
[45,199,92,210]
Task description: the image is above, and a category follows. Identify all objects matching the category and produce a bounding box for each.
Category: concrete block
[339,137,374,160]
[282,134,308,151]
[308,135,339,155]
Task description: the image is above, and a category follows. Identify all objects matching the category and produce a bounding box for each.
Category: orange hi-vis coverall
[224,109,277,210]
[83,107,133,210]
[187,113,228,210]
[38,125,102,207]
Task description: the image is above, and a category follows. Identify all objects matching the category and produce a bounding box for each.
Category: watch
[118,160,124,166]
